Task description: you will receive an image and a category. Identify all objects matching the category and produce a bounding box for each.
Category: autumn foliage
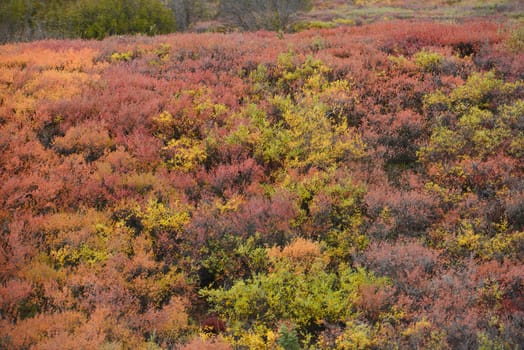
[0,18,523,349]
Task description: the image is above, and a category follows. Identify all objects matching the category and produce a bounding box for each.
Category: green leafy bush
[413,49,443,73]
[69,0,176,39]
[202,245,390,337]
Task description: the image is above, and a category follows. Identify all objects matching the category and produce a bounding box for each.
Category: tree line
[0,0,311,43]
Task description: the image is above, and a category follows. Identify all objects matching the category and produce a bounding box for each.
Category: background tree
[0,0,58,42]
[166,0,218,31]
[68,0,177,39]
[218,0,311,30]
[0,0,177,42]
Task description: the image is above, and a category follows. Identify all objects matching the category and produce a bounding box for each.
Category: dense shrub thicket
[0,20,523,349]
[0,0,312,42]
[0,0,179,42]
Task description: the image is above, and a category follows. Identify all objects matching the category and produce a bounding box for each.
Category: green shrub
[292,20,337,32]
[413,49,443,73]
[68,0,176,39]
[201,253,390,332]
[277,324,300,350]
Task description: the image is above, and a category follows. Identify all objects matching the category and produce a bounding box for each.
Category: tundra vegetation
[0,1,523,349]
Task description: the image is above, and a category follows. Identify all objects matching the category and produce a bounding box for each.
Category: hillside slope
[0,20,523,349]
